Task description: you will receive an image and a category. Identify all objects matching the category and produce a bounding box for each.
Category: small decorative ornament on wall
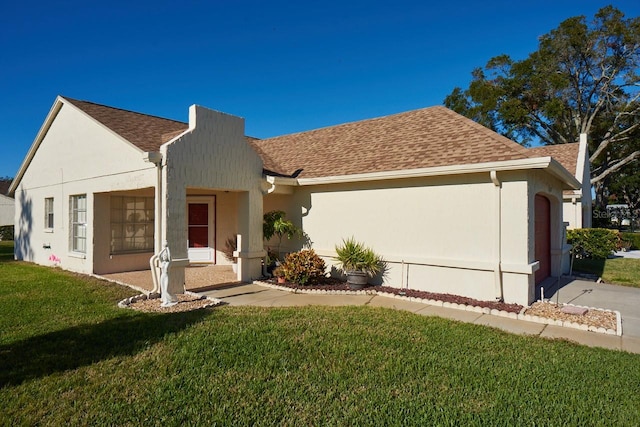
[48,254,61,267]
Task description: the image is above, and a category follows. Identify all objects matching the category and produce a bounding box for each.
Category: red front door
[188,203,209,248]
[534,195,551,284]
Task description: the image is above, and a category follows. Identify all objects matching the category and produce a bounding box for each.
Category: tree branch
[591,150,640,184]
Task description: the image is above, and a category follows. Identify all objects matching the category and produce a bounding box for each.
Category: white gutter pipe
[490,170,503,301]
[144,151,163,294]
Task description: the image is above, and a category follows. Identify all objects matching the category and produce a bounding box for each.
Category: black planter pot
[346,271,368,289]
[266,262,277,275]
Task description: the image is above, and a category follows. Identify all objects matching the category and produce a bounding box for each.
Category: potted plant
[263,210,302,259]
[334,237,384,289]
[223,236,238,273]
[264,247,280,276]
[272,266,286,284]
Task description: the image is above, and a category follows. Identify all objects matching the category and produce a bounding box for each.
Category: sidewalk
[200,282,640,355]
[614,250,640,259]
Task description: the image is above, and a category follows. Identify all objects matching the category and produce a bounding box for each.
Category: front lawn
[1,259,640,424]
[573,257,640,288]
[0,240,13,261]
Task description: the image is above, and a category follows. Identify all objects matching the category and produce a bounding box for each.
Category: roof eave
[291,157,582,187]
[544,157,581,190]
[262,174,299,186]
[9,96,65,196]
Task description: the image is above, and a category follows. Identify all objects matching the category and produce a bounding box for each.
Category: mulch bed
[265,278,524,313]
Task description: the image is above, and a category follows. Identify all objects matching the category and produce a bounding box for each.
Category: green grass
[573,257,640,288]
[0,240,13,262]
[2,256,640,424]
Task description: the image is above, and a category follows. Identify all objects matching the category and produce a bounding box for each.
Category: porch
[102,264,241,293]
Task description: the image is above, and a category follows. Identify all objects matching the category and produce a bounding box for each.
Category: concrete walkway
[614,250,640,259]
[200,282,640,355]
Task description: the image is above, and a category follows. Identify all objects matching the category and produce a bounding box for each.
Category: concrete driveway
[546,277,640,338]
[614,250,640,259]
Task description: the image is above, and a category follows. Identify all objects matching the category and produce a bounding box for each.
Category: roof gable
[12,97,578,195]
[251,106,531,179]
[63,97,188,152]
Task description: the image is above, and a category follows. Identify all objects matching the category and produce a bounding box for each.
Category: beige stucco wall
[162,106,264,287]
[563,198,583,229]
[0,194,13,227]
[13,101,156,274]
[266,170,551,306]
[579,140,593,229]
[263,193,306,255]
[213,190,239,265]
[527,169,569,298]
[563,140,592,230]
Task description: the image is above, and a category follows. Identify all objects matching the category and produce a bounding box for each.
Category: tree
[0,176,12,195]
[608,161,640,230]
[444,6,640,206]
[262,210,302,259]
[0,177,14,241]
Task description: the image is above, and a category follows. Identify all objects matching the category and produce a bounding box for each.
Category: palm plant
[334,237,384,277]
[263,210,302,259]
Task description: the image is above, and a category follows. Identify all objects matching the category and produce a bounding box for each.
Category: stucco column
[236,188,265,281]
[161,158,187,295]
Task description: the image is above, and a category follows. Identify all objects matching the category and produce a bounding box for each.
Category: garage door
[534,194,551,284]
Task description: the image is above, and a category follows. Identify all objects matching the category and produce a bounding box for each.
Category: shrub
[0,225,13,241]
[621,232,640,250]
[567,228,618,259]
[334,237,384,277]
[272,266,285,278]
[280,249,326,285]
[222,236,237,263]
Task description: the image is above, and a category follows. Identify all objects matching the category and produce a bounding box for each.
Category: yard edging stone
[255,280,621,336]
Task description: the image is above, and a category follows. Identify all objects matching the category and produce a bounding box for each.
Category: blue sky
[1,0,638,178]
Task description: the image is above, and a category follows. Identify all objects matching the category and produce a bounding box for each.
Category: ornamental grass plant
[334,237,384,277]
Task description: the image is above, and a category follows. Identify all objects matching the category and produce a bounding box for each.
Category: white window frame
[70,194,87,254]
[44,197,54,231]
[110,196,155,254]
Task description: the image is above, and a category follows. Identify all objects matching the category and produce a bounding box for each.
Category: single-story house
[528,136,592,229]
[0,180,14,229]
[10,96,580,306]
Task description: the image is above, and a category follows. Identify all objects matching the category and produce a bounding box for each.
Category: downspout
[490,170,503,301]
[263,175,277,194]
[144,152,163,294]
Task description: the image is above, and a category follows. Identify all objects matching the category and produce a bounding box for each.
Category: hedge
[567,228,618,259]
[621,232,640,250]
[0,225,13,241]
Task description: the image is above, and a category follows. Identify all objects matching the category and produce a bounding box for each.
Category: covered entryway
[160,105,266,287]
[534,194,551,284]
[187,196,215,263]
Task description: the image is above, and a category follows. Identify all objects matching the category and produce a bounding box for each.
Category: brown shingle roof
[250,106,531,179]
[63,97,188,152]
[528,143,580,177]
[58,98,575,182]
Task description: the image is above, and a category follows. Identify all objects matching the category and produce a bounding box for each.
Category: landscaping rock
[561,305,588,315]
